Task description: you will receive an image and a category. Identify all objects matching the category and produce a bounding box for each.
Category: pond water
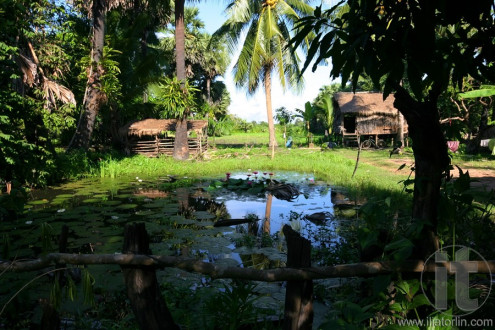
[1,171,356,325]
[8,171,348,262]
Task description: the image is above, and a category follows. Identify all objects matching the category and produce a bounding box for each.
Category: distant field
[212,132,325,148]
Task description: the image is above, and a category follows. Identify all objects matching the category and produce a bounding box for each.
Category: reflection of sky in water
[216,171,335,238]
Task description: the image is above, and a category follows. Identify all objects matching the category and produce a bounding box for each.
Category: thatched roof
[120,119,208,137]
[334,92,397,116]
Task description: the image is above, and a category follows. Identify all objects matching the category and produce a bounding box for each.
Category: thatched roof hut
[119,119,208,157]
[119,119,208,137]
[333,92,407,136]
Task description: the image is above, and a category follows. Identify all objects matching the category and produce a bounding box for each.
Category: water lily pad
[135,210,156,216]
[117,204,138,210]
[56,194,75,198]
[50,199,67,206]
[169,215,186,222]
[115,193,133,199]
[28,199,49,205]
[106,236,122,244]
[145,200,170,208]
[82,198,101,204]
[102,200,122,206]
[193,211,215,220]
[93,194,109,198]
[175,218,197,225]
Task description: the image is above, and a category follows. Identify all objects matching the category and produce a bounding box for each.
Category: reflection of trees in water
[263,193,272,234]
[177,188,230,220]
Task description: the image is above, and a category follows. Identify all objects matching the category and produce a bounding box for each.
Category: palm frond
[16,54,38,87]
[43,79,77,106]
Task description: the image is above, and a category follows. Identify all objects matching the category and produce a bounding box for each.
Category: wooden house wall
[355,114,399,135]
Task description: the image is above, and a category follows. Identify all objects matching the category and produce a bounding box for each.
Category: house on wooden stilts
[119,119,208,157]
[333,92,408,147]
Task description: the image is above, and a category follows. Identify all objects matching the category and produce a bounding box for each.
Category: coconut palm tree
[214,0,313,148]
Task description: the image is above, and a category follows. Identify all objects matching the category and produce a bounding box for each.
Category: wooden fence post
[121,223,179,330]
[283,225,313,330]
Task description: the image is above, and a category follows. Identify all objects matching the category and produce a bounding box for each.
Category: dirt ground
[363,156,495,192]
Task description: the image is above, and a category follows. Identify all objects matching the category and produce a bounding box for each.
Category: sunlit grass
[97,147,411,207]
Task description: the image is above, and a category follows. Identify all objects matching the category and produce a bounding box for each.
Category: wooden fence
[128,136,208,157]
[1,223,494,329]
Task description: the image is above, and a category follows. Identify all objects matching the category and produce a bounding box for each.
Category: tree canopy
[293,0,495,258]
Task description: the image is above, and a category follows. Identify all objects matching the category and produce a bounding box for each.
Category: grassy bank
[96,147,411,206]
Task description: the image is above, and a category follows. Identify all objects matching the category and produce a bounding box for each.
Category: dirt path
[360,154,495,191]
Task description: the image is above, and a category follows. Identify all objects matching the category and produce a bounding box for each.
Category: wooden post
[155,136,159,156]
[283,225,313,330]
[41,225,69,329]
[122,223,179,330]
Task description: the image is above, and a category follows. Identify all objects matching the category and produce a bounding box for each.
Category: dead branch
[1,254,494,281]
[439,116,465,124]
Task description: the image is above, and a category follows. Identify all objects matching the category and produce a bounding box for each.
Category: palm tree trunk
[264,68,278,148]
[206,77,211,104]
[175,0,186,82]
[173,118,189,160]
[68,0,106,151]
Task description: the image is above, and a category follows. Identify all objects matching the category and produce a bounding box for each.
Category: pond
[1,171,358,327]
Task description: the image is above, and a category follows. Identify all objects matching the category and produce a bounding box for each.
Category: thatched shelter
[333,92,408,146]
[119,119,208,157]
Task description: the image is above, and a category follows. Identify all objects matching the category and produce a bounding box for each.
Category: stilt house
[333,92,408,146]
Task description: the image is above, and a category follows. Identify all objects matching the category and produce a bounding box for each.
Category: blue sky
[194,1,336,122]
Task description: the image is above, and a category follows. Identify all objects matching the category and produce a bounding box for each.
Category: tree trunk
[264,68,278,148]
[393,87,450,259]
[173,118,189,160]
[206,77,211,104]
[175,0,186,83]
[283,225,313,330]
[398,110,405,147]
[68,0,106,151]
[122,223,179,330]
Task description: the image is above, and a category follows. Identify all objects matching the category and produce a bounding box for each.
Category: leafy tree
[67,0,130,150]
[153,76,199,160]
[103,0,170,144]
[215,0,314,148]
[0,0,80,186]
[293,1,495,258]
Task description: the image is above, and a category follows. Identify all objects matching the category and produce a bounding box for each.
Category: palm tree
[215,0,313,148]
[295,101,316,146]
[201,33,229,105]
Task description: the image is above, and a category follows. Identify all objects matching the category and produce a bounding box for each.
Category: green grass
[212,131,325,148]
[97,147,412,208]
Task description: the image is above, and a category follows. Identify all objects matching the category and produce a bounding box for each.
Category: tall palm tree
[215,0,313,148]
[201,33,229,105]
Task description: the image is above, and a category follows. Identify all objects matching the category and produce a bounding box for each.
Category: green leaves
[458,86,495,99]
[154,77,199,119]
